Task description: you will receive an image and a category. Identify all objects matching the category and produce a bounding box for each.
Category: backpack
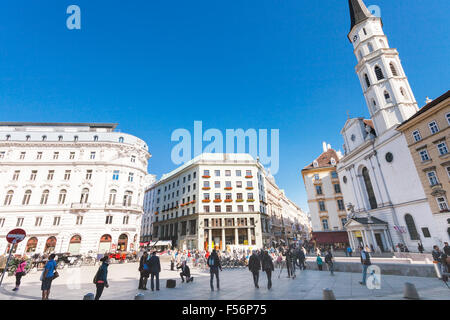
[207,256,214,267]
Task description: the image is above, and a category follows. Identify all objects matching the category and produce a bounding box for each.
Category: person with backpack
[208,249,222,291]
[13,257,27,291]
[261,250,274,289]
[41,253,58,300]
[138,251,149,290]
[325,249,334,276]
[316,254,323,271]
[248,250,261,289]
[93,256,110,300]
[359,246,371,285]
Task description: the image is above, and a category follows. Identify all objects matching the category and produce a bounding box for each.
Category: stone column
[208,228,212,250]
[235,221,239,245]
[362,230,369,248]
[370,229,379,252]
[383,229,393,252]
[222,225,226,250]
[247,228,252,246]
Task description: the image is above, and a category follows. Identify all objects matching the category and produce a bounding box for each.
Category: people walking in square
[13,257,27,291]
[138,251,149,290]
[298,247,306,270]
[359,246,371,285]
[148,251,161,291]
[284,247,294,278]
[418,242,424,254]
[347,246,353,257]
[325,249,334,276]
[443,242,450,256]
[208,249,222,291]
[432,245,443,279]
[261,250,274,290]
[94,256,110,300]
[316,254,323,271]
[248,250,261,289]
[41,253,58,300]
[178,260,193,283]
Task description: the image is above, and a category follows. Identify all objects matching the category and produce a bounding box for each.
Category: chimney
[322,142,327,152]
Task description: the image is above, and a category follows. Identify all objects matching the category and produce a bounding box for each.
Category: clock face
[353,35,358,43]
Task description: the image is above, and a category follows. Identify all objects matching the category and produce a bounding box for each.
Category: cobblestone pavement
[0,262,449,300]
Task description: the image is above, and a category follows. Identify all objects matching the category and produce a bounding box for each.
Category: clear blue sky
[0,0,449,211]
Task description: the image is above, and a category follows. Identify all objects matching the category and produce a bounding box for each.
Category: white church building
[337,0,443,253]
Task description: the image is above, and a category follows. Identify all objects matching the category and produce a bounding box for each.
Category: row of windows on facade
[318,199,346,212]
[321,217,348,231]
[0,150,137,163]
[313,171,338,180]
[412,114,450,143]
[3,134,127,143]
[0,214,131,229]
[158,183,197,203]
[357,38,388,61]
[315,183,341,195]
[418,141,449,163]
[4,169,137,183]
[3,189,135,206]
[157,169,258,194]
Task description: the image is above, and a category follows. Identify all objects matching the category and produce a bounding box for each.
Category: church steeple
[348,0,373,32]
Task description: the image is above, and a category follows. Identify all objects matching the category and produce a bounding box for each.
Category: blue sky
[0,0,449,211]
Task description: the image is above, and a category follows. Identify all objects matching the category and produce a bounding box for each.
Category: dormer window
[313,160,318,168]
[330,158,336,166]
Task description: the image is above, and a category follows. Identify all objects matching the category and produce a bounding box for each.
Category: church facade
[337,0,443,253]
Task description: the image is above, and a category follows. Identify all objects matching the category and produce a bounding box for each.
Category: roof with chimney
[302,147,340,171]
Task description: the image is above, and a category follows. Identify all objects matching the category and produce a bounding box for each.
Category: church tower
[348,0,418,136]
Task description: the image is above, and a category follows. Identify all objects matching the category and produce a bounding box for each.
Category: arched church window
[364,74,371,88]
[404,214,420,240]
[374,66,384,81]
[379,39,385,48]
[400,87,408,98]
[367,43,374,53]
[358,51,363,61]
[390,63,398,76]
[362,167,377,210]
[363,28,367,36]
[384,91,391,102]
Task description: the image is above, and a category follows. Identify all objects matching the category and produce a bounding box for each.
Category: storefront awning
[312,231,349,244]
[148,240,172,247]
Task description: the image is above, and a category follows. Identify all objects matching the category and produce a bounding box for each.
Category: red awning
[312,231,349,244]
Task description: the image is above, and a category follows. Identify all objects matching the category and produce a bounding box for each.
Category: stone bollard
[83,293,95,300]
[135,293,145,300]
[403,282,420,300]
[322,288,336,300]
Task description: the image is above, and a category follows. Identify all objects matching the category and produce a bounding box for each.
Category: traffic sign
[6,228,26,244]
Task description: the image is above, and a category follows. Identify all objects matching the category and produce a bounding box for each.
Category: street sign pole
[0,239,16,287]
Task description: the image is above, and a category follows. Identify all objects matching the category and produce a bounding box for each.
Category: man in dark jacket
[298,247,306,270]
[359,246,371,285]
[147,251,161,291]
[177,261,193,283]
[208,249,222,291]
[261,250,274,289]
[324,249,334,276]
[138,251,149,290]
[284,247,294,278]
[248,250,261,288]
[443,242,450,256]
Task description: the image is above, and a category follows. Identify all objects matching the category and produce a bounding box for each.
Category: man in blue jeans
[359,246,371,285]
[147,251,161,291]
[208,249,222,291]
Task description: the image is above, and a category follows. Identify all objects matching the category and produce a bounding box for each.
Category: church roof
[302,148,340,171]
[348,0,373,31]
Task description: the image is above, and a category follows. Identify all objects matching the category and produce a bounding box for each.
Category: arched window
[379,39,385,48]
[119,137,124,143]
[44,236,57,253]
[364,74,371,88]
[108,189,117,205]
[384,90,391,102]
[80,188,89,203]
[400,87,408,99]
[42,135,47,141]
[26,237,38,253]
[322,219,329,230]
[58,189,67,204]
[6,135,11,141]
[94,135,98,142]
[74,135,79,142]
[4,190,14,206]
[362,167,377,209]
[23,190,32,205]
[390,63,398,76]
[123,191,133,207]
[404,214,420,240]
[26,135,31,141]
[374,66,384,80]
[367,43,374,53]
[40,190,49,205]
[58,135,63,141]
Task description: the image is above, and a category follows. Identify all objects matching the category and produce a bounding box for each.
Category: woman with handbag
[93,256,110,300]
[41,254,58,300]
[13,257,28,291]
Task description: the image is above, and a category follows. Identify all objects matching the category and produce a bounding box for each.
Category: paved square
[0,262,449,300]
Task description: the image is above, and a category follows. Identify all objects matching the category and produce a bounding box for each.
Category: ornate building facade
[0,122,151,255]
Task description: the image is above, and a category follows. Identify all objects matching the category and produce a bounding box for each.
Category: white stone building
[337,1,441,253]
[0,122,151,255]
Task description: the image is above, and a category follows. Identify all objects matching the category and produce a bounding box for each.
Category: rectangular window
[35,217,43,227]
[427,171,439,186]
[19,152,26,160]
[204,193,210,200]
[90,152,96,160]
[214,170,220,177]
[316,185,323,195]
[236,181,242,188]
[69,152,75,160]
[53,152,59,160]
[429,121,439,134]
[128,172,134,182]
[237,193,243,200]
[203,170,210,177]
[249,205,255,212]
[215,181,220,188]
[36,152,42,160]
[334,184,341,193]
[412,130,421,142]
[226,181,232,188]
[16,218,24,227]
[30,170,37,181]
[237,205,243,212]
[436,197,449,212]
[331,171,338,179]
[86,170,92,180]
[437,142,448,156]
[131,155,136,163]
[215,205,221,213]
[421,227,431,238]
[225,170,231,176]
[47,170,54,180]
[76,216,83,225]
[236,170,241,177]
[123,216,129,225]
[319,201,326,212]
[113,170,119,180]
[215,193,221,200]
[246,170,252,177]
[226,205,232,212]
[419,149,430,162]
[12,170,20,181]
[0,152,5,159]
[247,193,254,200]
[105,216,113,224]
[64,170,71,180]
[447,113,450,126]
[204,206,210,213]
[337,199,345,211]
